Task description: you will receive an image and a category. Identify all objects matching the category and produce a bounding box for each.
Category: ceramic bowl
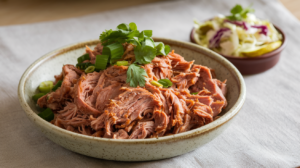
[190,25,287,75]
[18,38,246,161]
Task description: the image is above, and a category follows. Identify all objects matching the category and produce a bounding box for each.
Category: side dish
[193,4,283,57]
[33,23,227,139]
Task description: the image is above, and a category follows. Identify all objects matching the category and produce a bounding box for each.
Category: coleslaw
[193,4,283,57]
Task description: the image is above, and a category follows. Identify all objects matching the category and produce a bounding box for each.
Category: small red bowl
[190,25,287,75]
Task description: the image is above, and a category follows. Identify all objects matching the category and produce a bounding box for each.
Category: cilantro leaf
[155,42,171,56]
[227,4,255,21]
[240,7,255,18]
[138,30,153,43]
[143,30,152,37]
[138,31,145,42]
[100,25,140,46]
[164,45,171,55]
[134,37,157,64]
[117,23,130,31]
[97,22,172,89]
[129,22,137,31]
[230,4,243,14]
[126,63,148,87]
[127,37,141,46]
[100,29,113,42]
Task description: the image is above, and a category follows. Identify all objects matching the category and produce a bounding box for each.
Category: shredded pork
[37,43,227,139]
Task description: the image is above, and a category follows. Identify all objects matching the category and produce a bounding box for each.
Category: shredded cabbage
[193,13,282,57]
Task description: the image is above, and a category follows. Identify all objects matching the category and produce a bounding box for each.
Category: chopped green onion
[104,43,124,64]
[191,92,199,95]
[158,79,173,88]
[38,108,54,122]
[85,65,95,73]
[116,61,128,66]
[39,81,53,93]
[52,80,62,91]
[101,47,110,58]
[95,55,109,71]
[32,93,46,102]
[77,53,90,63]
[76,62,94,70]
[151,80,163,88]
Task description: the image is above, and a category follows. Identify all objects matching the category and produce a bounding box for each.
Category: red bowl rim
[190,24,287,60]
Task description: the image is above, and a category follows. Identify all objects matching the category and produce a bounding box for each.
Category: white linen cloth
[0,0,299,167]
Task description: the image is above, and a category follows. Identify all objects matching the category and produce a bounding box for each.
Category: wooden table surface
[0,0,298,26]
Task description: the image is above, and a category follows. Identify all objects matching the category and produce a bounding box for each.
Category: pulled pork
[37,43,227,139]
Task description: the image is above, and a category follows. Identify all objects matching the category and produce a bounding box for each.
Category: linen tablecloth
[1,0,299,167]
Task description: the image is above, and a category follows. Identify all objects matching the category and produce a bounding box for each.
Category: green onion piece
[191,92,199,95]
[85,65,95,73]
[95,55,109,71]
[158,79,173,88]
[32,93,46,102]
[116,61,128,66]
[103,43,124,64]
[101,47,110,58]
[76,62,94,70]
[77,53,90,63]
[39,81,53,93]
[38,108,54,122]
[151,80,163,88]
[52,80,62,91]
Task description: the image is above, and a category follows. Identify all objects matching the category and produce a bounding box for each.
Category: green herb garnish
[77,53,90,64]
[99,23,139,46]
[155,42,171,56]
[126,63,148,87]
[151,80,163,88]
[158,79,173,88]
[95,55,109,71]
[103,43,124,64]
[32,93,46,102]
[52,80,62,91]
[134,37,157,64]
[39,81,53,93]
[191,92,199,95]
[38,108,54,122]
[227,4,255,21]
[76,62,94,70]
[85,66,95,73]
[97,22,171,87]
[116,61,129,66]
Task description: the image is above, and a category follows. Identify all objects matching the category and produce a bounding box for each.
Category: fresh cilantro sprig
[227,4,255,21]
[126,63,148,87]
[100,29,139,46]
[134,37,157,64]
[98,22,171,88]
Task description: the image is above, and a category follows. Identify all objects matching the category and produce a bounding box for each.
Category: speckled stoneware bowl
[18,38,246,161]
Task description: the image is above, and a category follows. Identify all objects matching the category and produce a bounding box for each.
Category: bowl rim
[190,24,287,60]
[18,38,246,144]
